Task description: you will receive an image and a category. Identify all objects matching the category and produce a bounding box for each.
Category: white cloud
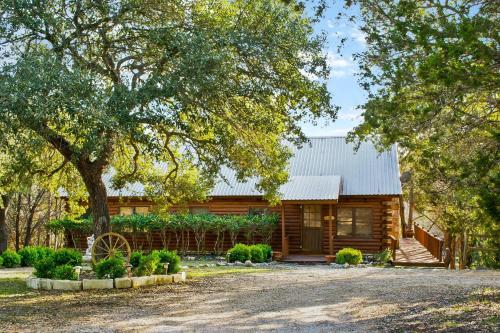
[337,107,364,122]
[326,52,355,78]
[350,28,367,46]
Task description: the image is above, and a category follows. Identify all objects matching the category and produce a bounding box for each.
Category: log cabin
[87,136,402,262]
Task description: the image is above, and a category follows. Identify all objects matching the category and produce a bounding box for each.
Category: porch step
[281,255,327,264]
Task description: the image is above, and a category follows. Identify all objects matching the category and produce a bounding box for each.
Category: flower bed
[26,272,186,291]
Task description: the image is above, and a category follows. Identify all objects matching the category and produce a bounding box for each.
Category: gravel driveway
[1,266,499,332]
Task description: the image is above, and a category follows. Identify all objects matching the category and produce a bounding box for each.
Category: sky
[300,2,367,137]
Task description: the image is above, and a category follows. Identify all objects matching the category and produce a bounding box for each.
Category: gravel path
[1,266,499,332]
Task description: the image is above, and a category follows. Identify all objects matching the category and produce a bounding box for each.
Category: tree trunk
[0,194,11,253]
[79,167,111,237]
[14,194,22,251]
[399,195,406,238]
[407,182,414,237]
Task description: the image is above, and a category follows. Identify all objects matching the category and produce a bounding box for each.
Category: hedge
[48,213,279,254]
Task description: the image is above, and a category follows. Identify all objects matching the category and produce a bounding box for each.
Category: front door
[302,205,323,253]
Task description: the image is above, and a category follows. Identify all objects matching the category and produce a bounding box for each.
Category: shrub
[249,245,264,263]
[336,248,363,265]
[53,264,78,280]
[1,250,21,268]
[130,251,143,268]
[18,247,40,267]
[0,255,3,267]
[255,244,272,261]
[154,250,181,274]
[374,248,392,264]
[95,257,127,279]
[37,247,55,260]
[227,243,251,263]
[34,256,56,278]
[137,252,160,276]
[54,248,82,266]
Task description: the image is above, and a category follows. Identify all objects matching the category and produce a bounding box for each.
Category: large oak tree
[0,0,335,236]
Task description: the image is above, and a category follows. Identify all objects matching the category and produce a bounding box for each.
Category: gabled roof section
[212,137,401,197]
[99,136,401,198]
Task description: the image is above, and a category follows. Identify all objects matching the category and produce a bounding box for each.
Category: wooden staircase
[392,238,446,268]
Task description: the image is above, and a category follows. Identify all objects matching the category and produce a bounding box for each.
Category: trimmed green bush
[227,243,251,263]
[0,255,3,267]
[34,256,56,278]
[130,251,143,268]
[53,264,78,280]
[54,248,82,266]
[1,250,21,268]
[95,257,127,279]
[336,248,363,265]
[154,250,181,274]
[374,248,392,264]
[137,252,160,276]
[249,245,264,263]
[37,247,55,260]
[255,244,272,261]
[18,247,39,267]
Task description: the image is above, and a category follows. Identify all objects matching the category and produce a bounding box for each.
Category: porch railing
[283,235,290,257]
[414,224,443,261]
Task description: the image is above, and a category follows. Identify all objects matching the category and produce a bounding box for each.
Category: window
[303,205,322,228]
[336,207,372,237]
[248,207,269,216]
[119,206,149,216]
[119,207,134,216]
[189,206,210,215]
[135,206,149,215]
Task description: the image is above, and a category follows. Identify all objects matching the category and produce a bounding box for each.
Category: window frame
[335,207,373,238]
[248,207,269,216]
[118,206,149,216]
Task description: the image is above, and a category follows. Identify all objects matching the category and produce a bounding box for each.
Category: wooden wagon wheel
[91,232,131,265]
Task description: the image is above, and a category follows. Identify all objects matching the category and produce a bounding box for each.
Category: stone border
[26,272,186,291]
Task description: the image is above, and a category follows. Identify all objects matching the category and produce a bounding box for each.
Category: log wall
[68,195,400,255]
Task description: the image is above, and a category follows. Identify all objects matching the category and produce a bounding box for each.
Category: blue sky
[301,2,367,137]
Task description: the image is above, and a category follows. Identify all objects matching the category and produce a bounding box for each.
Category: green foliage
[47,218,92,234]
[130,251,143,268]
[0,0,334,235]
[53,248,82,267]
[336,248,363,265]
[137,252,160,277]
[52,264,78,281]
[0,255,3,267]
[17,247,39,267]
[95,257,127,279]
[17,246,54,267]
[254,244,273,261]
[1,250,21,268]
[374,249,392,264]
[344,1,499,268]
[249,245,264,263]
[33,256,56,279]
[154,250,181,274]
[227,244,251,263]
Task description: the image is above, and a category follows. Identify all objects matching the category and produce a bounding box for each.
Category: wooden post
[328,203,333,255]
[281,204,285,255]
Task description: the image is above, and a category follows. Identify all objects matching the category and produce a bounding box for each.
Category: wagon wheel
[91,232,131,265]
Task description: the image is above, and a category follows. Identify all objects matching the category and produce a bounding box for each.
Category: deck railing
[414,224,443,261]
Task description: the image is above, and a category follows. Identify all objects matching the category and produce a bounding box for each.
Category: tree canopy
[344,0,499,267]
[0,0,335,235]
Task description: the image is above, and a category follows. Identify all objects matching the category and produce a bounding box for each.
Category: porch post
[281,204,285,254]
[328,203,333,255]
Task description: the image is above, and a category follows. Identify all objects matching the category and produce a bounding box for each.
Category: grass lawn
[0,278,31,297]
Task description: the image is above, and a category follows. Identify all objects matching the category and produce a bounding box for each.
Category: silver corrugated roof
[102,136,401,198]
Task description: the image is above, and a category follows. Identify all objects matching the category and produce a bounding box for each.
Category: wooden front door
[302,205,323,253]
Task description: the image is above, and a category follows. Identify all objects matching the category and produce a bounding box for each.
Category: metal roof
[102,136,401,198]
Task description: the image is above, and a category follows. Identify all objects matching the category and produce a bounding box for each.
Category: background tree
[342,0,499,268]
[0,0,335,237]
